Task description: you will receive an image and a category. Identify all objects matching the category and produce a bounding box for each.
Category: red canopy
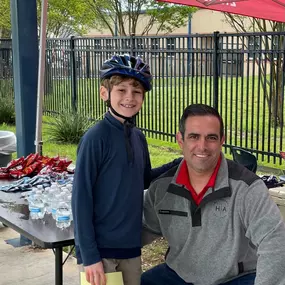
[157,0,285,23]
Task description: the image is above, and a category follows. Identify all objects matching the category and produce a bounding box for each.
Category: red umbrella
[157,0,285,23]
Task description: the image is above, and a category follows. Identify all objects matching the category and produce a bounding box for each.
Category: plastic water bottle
[51,193,62,219]
[56,201,71,229]
[37,185,44,192]
[29,194,45,220]
[46,188,56,214]
[61,188,70,199]
[66,183,73,192]
[41,187,50,214]
[66,194,73,222]
[27,187,38,202]
[51,182,58,189]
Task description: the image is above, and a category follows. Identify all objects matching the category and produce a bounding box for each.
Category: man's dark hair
[179,104,224,140]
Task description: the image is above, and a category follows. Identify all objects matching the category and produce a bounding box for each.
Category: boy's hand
[85,261,106,285]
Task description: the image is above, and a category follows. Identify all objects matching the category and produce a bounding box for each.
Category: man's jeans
[141,263,255,285]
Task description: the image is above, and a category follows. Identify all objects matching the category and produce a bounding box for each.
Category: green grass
[2,114,285,171]
[42,75,285,167]
[0,123,15,132]
[0,119,180,167]
[3,69,285,169]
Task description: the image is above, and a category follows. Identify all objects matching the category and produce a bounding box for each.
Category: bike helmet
[100,54,153,91]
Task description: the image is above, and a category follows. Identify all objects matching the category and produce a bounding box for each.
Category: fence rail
[1,31,285,165]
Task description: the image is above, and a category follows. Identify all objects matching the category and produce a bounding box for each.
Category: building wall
[191,10,235,34]
[86,9,240,37]
[86,9,273,37]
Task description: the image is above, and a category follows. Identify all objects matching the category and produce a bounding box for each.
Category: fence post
[70,36,77,112]
[213,31,220,110]
[130,33,135,56]
[45,46,53,95]
[86,45,90,79]
[187,13,193,77]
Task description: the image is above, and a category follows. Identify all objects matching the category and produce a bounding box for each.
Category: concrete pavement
[0,224,79,285]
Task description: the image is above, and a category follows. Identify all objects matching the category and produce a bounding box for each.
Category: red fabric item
[157,0,285,23]
[176,156,221,205]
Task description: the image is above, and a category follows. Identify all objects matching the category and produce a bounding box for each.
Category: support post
[10,0,38,156]
[10,0,38,247]
[213,31,220,110]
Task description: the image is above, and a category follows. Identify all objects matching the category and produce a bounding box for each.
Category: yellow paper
[80,271,124,285]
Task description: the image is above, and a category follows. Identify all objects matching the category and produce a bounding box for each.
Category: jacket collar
[167,153,231,205]
[105,111,124,130]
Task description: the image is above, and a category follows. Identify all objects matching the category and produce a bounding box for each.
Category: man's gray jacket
[143,154,285,285]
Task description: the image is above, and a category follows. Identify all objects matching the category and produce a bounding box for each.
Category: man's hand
[85,261,106,285]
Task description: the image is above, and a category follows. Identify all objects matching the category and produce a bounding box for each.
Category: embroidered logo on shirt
[158,209,188,217]
[213,199,228,217]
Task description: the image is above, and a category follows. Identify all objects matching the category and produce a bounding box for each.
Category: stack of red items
[0,153,73,179]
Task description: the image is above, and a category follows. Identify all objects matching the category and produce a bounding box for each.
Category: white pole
[35,0,48,155]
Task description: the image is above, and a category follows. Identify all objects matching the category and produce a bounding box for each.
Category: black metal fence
[0,39,13,79]
[0,39,13,101]
[1,31,285,165]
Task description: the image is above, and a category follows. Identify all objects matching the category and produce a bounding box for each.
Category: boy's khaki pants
[79,256,141,285]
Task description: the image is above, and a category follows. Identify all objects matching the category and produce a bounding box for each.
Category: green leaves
[47,111,94,144]
[0,0,97,38]
[0,80,15,125]
[145,2,197,35]
[38,0,97,37]
[0,0,11,37]
[87,0,198,36]
[2,0,198,37]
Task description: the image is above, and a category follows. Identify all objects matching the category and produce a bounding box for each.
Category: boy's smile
[100,78,145,122]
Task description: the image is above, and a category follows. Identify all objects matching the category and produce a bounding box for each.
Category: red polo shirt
[176,155,222,205]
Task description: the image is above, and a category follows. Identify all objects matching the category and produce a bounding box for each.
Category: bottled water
[50,184,60,196]
[66,183,73,192]
[50,182,58,189]
[66,194,73,222]
[27,187,38,203]
[46,188,56,214]
[29,194,45,220]
[61,188,70,200]
[51,193,62,219]
[35,190,43,196]
[41,187,50,214]
[56,201,71,229]
[37,185,44,192]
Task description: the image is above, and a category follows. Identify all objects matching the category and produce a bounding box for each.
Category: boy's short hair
[101,75,144,92]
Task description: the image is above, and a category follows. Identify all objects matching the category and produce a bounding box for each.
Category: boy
[72,54,181,285]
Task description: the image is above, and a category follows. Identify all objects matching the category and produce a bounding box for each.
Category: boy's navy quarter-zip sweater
[72,112,180,266]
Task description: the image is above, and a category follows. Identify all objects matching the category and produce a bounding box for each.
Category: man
[141,104,285,285]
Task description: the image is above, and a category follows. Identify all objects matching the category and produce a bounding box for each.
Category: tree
[0,0,11,38]
[0,0,97,38]
[37,0,97,37]
[224,14,285,126]
[86,0,197,36]
[143,2,197,36]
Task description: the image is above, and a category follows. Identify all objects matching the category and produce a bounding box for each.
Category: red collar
[176,155,222,205]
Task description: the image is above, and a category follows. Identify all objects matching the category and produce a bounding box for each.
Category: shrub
[0,79,15,125]
[0,96,15,125]
[47,111,94,144]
